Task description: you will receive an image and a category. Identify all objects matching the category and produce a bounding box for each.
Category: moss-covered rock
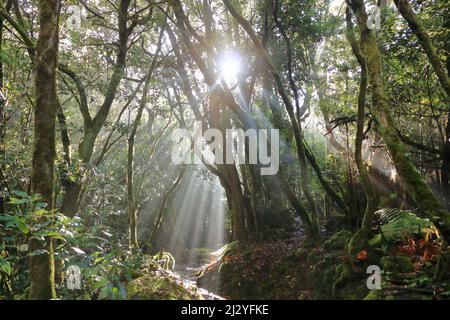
[364,289,382,300]
[332,263,352,298]
[380,255,413,274]
[126,274,200,300]
[324,230,353,251]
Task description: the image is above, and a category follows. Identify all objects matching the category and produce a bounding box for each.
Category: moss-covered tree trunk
[348,0,450,243]
[28,0,60,300]
[443,9,450,194]
[393,0,450,98]
[345,7,378,234]
[0,7,6,214]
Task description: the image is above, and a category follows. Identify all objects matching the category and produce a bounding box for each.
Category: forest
[0,0,449,301]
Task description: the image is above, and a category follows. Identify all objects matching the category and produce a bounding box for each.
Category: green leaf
[40,231,64,239]
[34,202,48,209]
[18,244,29,252]
[1,215,29,234]
[12,190,29,198]
[8,197,29,205]
[15,217,29,234]
[94,257,105,264]
[0,260,12,276]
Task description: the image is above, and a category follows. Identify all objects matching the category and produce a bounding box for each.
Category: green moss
[347,229,369,255]
[381,256,413,274]
[332,263,352,298]
[324,230,353,251]
[364,289,382,300]
[126,275,199,300]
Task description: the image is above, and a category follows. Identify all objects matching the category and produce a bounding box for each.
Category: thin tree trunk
[127,27,163,248]
[148,167,186,247]
[393,0,450,98]
[346,7,378,230]
[57,103,71,165]
[0,5,5,214]
[345,7,378,252]
[28,0,60,300]
[272,1,320,237]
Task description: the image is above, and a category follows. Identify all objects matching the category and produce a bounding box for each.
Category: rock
[324,230,353,250]
[380,255,413,274]
[126,274,200,300]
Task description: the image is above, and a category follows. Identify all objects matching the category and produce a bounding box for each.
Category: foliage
[0,191,152,300]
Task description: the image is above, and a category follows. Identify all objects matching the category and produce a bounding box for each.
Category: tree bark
[346,7,378,232]
[28,0,60,300]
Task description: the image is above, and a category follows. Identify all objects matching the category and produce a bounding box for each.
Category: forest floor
[193,214,450,300]
[125,212,450,300]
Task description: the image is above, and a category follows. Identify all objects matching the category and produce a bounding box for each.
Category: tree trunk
[126,27,163,249]
[346,7,378,231]
[28,0,60,300]
[393,0,450,98]
[440,10,450,196]
[272,4,320,237]
[148,167,186,248]
[0,7,5,214]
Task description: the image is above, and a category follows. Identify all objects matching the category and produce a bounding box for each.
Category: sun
[217,51,241,84]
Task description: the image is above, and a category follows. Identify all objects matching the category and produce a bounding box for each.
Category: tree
[28,0,60,300]
[393,0,450,194]
[347,0,450,243]
[127,25,164,249]
[345,6,378,252]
